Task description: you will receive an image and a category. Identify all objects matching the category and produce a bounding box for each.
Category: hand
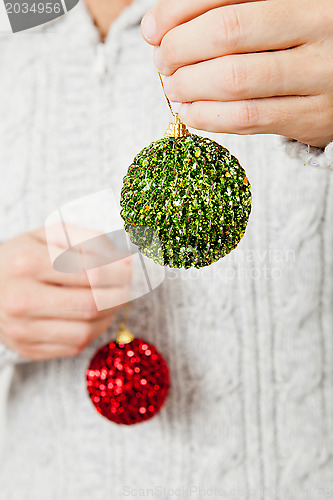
[0,228,132,361]
[141,0,333,148]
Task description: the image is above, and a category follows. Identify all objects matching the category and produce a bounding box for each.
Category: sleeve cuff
[281,137,333,171]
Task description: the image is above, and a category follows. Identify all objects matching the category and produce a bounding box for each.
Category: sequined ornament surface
[86,327,170,425]
[120,115,252,269]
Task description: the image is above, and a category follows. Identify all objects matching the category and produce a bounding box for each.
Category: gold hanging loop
[158,71,190,139]
[115,303,134,345]
[165,113,190,138]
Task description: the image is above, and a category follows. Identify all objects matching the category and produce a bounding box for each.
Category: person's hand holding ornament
[141,0,333,148]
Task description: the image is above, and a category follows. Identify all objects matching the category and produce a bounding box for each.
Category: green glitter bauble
[120,134,251,269]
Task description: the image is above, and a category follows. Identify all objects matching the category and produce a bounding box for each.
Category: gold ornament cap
[165,113,190,138]
[116,323,134,345]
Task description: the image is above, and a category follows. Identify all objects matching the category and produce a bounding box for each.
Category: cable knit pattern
[0,2,332,499]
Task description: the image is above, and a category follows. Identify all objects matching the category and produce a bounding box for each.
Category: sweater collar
[51,0,155,47]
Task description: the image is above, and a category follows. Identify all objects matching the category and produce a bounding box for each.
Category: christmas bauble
[86,329,170,425]
[120,117,251,269]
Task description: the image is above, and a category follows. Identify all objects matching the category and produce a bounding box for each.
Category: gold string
[158,71,175,117]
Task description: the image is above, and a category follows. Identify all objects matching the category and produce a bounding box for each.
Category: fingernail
[141,12,156,41]
[178,103,189,122]
[153,46,163,72]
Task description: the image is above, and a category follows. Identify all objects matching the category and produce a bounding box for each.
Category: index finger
[141,0,259,44]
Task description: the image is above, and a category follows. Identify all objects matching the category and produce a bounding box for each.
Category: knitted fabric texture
[282,137,333,171]
[0,1,332,499]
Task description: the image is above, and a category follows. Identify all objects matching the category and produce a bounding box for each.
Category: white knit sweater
[0,1,332,499]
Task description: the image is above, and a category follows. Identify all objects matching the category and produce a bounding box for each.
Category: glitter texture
[86,338,170,425]
[120,135,252,269]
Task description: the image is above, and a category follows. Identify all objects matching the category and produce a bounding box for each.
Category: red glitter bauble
[86,338,170,425]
